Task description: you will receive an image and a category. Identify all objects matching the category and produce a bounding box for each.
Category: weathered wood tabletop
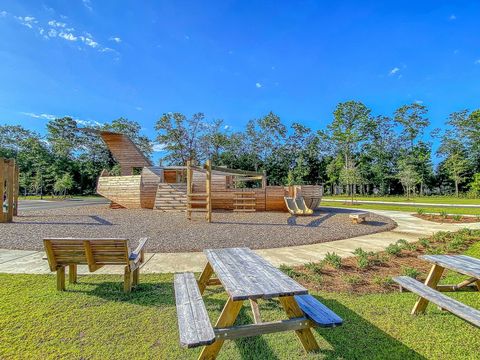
[420,255,480,279]
[204,247,308,301]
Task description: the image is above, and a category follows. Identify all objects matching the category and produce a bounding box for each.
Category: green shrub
[279,264,300,278]
[342,274,362,286]
[431,231,451,243]
[439,210,448,218]
[419,237,430,248]
[447,235,466,251]
[385,243,402,256]
[416,208,425,215]
[452,214,462,221]
[357,256,370,269]
[402,266,420,279]
[353,248,367,257]
[304,262,323,274]
[324,252,342,269]
[373,275,394,287]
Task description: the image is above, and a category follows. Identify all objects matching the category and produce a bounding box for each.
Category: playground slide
[284,197,308,216]
[295,197,314,215]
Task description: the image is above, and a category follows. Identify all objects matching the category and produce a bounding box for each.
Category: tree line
[1,101,479,197]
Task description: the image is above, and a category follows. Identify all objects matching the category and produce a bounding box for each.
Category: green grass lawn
[323,195,480,205]
[1,244,479,359]
[321,201,480,216]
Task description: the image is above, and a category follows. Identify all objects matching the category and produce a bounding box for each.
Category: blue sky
[1,1,479,161]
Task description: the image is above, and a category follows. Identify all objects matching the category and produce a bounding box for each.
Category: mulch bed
[0,205,396,252]
[291,232,480,294]
[413,213,480,224]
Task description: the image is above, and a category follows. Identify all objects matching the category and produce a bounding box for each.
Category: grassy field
[321,201,480,216]
[1,242,479,359]
[323,195,480,205]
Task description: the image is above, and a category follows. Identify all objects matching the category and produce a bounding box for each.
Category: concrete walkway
[1,209,479,275]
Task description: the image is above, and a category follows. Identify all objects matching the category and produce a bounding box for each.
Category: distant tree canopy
[1,101,480,197]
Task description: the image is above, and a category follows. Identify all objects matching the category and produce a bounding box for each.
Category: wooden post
[206,159,212,223]
[57,266,66,291]
[69,264,77,284]
[13,162,19,216]
[6,160,14,222]
[0,158,4,223]
[262,170,267,188]
[186,160,192,220]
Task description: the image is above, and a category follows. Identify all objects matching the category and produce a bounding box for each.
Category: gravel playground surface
[0,205,397,252]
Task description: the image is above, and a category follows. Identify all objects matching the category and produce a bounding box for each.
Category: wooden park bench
[393,254,480,328]
[174,247,342,359]
[43,237,148,293]
[349,212,368,224]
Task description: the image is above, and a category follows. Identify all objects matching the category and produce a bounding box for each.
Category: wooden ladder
[233,191,256,212]
[186,160,212,222]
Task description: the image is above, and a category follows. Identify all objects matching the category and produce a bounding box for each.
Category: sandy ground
[0,205,396,252]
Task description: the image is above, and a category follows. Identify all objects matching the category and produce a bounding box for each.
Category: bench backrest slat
[44,238,130,271]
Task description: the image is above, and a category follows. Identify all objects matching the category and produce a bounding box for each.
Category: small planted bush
[385,243,402,256]
[439,210,448,219]
[304,261,324,274]
[324,252,342,269]
[402,266,420,279]
[452,214,462,221]
[342,274,362,286]
[373,275,394,287]
[279,264,300,278]
[419,237,430,248]
[416,208,425,215]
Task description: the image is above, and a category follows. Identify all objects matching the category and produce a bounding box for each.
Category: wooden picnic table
[411,254,480,314]
[174,247,342,359]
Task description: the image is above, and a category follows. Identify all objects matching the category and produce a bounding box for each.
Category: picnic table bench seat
[393,276,480,328]
[294,294,343,328]
[174,272,215,348]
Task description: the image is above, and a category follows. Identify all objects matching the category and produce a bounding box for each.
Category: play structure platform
[88,129,323,217]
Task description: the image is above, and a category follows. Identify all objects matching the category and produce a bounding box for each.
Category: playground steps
[154,183,188,212]
[233,191,256,212]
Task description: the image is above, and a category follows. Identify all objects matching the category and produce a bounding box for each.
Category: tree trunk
[455,180,459,197]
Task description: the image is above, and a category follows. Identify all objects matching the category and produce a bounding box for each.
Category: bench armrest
[129,237,148,262]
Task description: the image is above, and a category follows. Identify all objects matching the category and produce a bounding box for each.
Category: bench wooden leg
[69,264,77,284]
[198,262,214,295]
[198,297,243,360]
[124,267,132,293]
[132,268,140,287]
[412,264,444,315]
[279,296,319,352]
[57,266,66,291]
[476,280,480,292]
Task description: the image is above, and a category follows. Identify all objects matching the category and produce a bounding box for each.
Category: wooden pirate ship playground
[90,130,322,222]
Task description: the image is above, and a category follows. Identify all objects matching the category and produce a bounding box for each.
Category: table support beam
[412,264,445,315]
[249,299,262,324]
[279,296,320,352]
[198,297,244,360]
[198,262,214,295]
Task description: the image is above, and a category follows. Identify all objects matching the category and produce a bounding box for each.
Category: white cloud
[48,28,58,37]
[75,119,103,126]
[135,106,143,111]
[255,82,262,88]
[0,10,7,17]
[109,36,121,43]
[152,143,166,152]
[21,112,56,120]
[224,125,231,130]
[48,20,66,28]
[475,59,480,65]
[414,100,423,104]
[80,35,98,48]
[58,32,77,41]
[389,67,400,75]
[449,14,457,21]
[184,35,190,40]
[82,0,93,11]
[15,16,37,28]
[453,49,459,54]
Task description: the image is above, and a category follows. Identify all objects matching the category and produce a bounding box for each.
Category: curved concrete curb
[1,209,479,274]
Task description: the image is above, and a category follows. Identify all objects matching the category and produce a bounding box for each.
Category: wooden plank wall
[99,133,152,175]
[192,171,228,192]
[97,175,143,209]
[140,167,163,209]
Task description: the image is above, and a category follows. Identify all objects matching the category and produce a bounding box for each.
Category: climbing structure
[88,129,323,214]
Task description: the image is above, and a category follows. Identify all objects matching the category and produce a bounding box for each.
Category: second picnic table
[174,247,343,359]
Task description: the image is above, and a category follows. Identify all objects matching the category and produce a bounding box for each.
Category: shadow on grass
[312,296,426,360]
